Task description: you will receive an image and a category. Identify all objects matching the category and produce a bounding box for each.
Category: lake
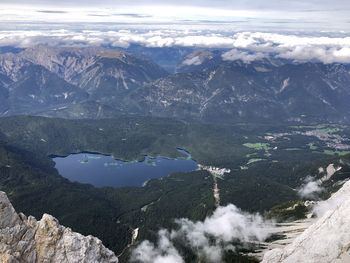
[53,149,198,187]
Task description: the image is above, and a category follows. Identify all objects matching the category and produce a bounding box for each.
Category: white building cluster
[198,164,231,177]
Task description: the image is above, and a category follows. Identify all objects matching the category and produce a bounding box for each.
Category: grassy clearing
[243,143,271,151]
[317,127,341,134]
[290,124,342,134]
[308,143,318,150]
[323,150,350,156]
[246,158,265,165]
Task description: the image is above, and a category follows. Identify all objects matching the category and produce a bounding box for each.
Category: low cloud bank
[1,30,350,63]
[222,48,265,63]
[297,176,324,199]
[298,164,342,199]
[131,204,273,263]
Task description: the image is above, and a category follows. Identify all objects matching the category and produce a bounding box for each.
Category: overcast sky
[2,0,350,10]
[1,0,349,31]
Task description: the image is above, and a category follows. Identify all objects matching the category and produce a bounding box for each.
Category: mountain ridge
[0,46,350,124]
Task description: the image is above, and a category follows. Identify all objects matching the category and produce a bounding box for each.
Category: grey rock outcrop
[262,180,350,263]
[0,191,118,263]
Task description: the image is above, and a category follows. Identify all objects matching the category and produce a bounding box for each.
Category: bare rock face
[262,180,350,263]
[0,191,118,263]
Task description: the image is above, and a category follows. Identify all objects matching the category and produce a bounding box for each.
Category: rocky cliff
[0,191,118,263]
[262,180,350,263]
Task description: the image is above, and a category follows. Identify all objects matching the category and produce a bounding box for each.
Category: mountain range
[0,46,350,123]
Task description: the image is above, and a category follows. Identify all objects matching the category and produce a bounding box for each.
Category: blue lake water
[53,149,198,187]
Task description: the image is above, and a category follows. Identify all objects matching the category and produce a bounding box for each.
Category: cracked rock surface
[0,191,118,263]
[262,180,350,263]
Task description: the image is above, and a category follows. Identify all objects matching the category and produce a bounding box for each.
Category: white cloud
[298,164,342,199]
[182,51,213,65]
[182,56,203,66]
[222,49,265,63]
[131,204,273,263]
[229,32,350,63]
[1,30,350,64]
[131,230,184,263]
[297,176,324,199]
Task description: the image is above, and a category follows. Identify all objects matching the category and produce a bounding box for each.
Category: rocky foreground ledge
[2,177,350,263]
[262,180,350,263]
[0,191,118,263]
